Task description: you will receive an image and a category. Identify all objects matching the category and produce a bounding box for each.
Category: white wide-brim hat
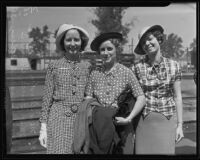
[134,25,164,55]
[56,24,89,52]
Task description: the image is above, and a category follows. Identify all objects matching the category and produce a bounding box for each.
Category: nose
[70,40,75,46]
[102,49,109,55]
[145,40,150,46]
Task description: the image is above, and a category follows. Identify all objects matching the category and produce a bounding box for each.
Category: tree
[189,38,196,68]
[13,48,25,57]
[161,33,184,59]
[28,25,51,57]
[91,7,134,45]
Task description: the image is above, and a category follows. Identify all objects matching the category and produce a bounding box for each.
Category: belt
[64,104,79,117]
[54,100,80,117]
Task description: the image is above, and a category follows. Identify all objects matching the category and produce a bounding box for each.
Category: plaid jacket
[132,56,181,119]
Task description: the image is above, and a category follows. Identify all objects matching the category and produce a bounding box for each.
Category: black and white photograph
[4,3,197,156]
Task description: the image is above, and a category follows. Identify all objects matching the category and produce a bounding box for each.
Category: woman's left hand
[176,125,184,143]
[114,117,131,125]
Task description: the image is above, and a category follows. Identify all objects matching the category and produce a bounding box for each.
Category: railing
[6,70,196,154]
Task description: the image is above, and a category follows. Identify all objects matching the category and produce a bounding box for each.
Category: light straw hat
[56,24,89,52]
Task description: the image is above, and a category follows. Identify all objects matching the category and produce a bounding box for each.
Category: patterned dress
[85,63,144,108]
[39,57,91,154]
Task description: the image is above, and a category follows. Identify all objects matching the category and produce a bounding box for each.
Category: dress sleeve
[128,69,144,97]
[39,62,54,123]
[85,71,94,97]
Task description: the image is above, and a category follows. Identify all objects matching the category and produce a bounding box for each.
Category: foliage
[13,49,25,57]
[161,33,184,59]
[91,7,134,45]
[28,25,51,56]
[189,38,196,51]
[189,38,196,67]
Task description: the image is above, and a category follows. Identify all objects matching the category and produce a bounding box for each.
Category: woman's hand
[39,123,47,148]
[114,116,131,125]
[175,124,184,143]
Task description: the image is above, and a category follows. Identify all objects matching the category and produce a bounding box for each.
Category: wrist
[41,123,47,131]
[126,117,132,123]
[177,121,183,127]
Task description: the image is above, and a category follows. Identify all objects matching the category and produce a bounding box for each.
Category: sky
[7,3,196,52]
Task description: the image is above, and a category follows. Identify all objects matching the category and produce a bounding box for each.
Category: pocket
[158,71,168,80]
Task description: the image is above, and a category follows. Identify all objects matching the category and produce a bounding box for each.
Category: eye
[74,38,81,42]
[107,47,113,51]
[65,38,72,42]
[100,48,105,52]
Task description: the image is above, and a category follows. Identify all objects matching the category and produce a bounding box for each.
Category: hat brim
[134,25,164,55]
[56,24,89,52]
[90,32,123,51]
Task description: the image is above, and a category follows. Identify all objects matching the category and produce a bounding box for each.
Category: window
[11,59,17,66]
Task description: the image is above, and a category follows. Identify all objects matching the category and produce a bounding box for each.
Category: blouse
[85,63,144,107]
[132,56,182,119]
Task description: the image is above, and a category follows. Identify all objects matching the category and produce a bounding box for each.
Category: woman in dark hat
[38,24,91,154]
[132,25,184,154]
[85,32,146,153]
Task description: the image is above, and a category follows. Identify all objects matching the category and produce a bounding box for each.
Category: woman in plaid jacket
[132,25,184,154]
[38,24,91,154]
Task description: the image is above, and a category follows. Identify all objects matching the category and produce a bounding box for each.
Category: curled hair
[60,29,86,52]
[140,30,164,49]
[98,38,122,54]
[152,30,164,44]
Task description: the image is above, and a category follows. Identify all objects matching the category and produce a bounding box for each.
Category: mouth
[69,49,79,54]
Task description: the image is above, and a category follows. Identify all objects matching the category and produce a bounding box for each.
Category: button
[107,82,111,86]
[72,91,76,95]
[106,91,110,95]
[71,104,78,113]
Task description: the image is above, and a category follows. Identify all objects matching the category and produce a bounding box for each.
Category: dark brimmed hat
[134,25,164,55]
[90,32,123,51]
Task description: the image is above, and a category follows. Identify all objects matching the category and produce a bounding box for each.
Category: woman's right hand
[39,123,47,148]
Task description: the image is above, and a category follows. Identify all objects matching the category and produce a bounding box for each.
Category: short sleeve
[128,70,144,97]
[39,62,54,123]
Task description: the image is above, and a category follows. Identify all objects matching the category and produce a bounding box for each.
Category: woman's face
[63,29,82,55]
[141,33,160,56]
[99,40,116,64]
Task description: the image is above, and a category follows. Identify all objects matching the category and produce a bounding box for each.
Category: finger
[41,139,47,148]
[176,135,183,143]
[39,137,43,146]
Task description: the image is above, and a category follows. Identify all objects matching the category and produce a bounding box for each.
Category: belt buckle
[70,104,78,113]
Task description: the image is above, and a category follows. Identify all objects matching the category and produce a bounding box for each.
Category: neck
[148,51,161,65]
[64,52,80,62]
[104,61,116,73]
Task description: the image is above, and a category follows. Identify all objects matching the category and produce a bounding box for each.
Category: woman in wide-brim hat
[85,32,146,154]
[132,25,184,154]
[38,24,91,154]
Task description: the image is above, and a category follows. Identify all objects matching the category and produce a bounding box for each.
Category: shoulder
[47,58,66,71]
[117,63,135,76]
[79,60,92,69]
[163,57,180,68]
